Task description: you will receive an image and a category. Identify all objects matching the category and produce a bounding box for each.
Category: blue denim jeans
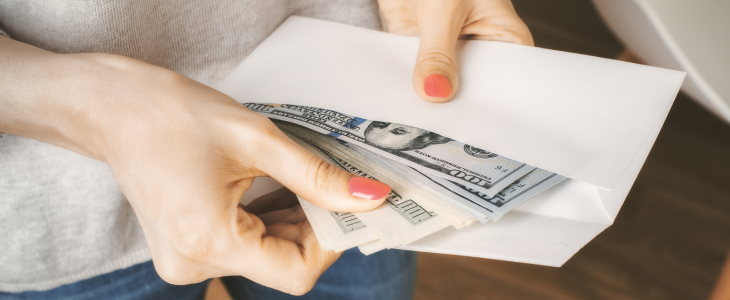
[0,249,416,300]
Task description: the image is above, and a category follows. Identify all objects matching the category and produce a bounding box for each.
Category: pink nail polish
[424,74,451,98]
[348,177,391,200]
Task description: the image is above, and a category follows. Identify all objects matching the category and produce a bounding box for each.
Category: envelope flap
[217,16,685,190]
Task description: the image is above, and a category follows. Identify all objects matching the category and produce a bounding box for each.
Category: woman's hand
[0,37,390,295]
[378,0,533,102]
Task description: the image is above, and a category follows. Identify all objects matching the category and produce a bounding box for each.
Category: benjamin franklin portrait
[363,121,452,151]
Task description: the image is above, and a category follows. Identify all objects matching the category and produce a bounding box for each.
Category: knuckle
[285,232,332,295]
[489,30,532,46]
[236,209,267,242]
[160,214,217,266]
[296,220,310,235]
[289,281,316,296]
[292,205,305,218]
[305,157,346,195]
[153,213,243,285]
[418,49,457,70]
[171,231,213,263]
[153,255,206,285]
[288,272,318,295]
[288,204,302,213]
[512,30,534,46]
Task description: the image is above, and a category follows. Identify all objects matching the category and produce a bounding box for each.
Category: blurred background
[208,0,730,299]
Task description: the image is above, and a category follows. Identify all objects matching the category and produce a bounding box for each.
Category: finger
[230,215,339,295]
[412,0,469,103]
[245,187,299,215]
[259,205,307,226]
[265,220,312,245]
[254,220,340,295]
[263,220,342,294]
[377,0,419,36]
[255,131,390,213]
[459,0,533,46]
[461,19,533,46]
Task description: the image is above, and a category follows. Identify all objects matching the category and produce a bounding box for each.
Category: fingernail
[424,74,451,98]
[348,177,391,200]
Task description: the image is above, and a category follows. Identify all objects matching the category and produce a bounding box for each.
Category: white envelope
[216,16,685,267]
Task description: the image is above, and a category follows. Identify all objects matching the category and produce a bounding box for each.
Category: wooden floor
[206,1,730,299]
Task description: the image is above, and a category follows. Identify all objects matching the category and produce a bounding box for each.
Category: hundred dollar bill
[418,168,567,221]
[297,197,378,252]
[275,120,476,228]
[245,103,535,197]
[344,142,566,222]
[347,144,492,223]
[284,130,452,249]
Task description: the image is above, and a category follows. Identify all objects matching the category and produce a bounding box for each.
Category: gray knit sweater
[0,0,380,292]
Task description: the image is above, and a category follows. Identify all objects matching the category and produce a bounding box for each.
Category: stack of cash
[245,103,566,255]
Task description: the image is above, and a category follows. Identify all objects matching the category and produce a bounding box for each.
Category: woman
[0,0,532,299]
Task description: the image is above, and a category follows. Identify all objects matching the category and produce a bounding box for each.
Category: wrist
[0,40,157,161]
[0,52,112,160]
[53,53,144,161]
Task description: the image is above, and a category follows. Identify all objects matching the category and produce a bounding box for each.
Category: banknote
[418,168,567,220]
[358,239,389,255]
[297,197,378,252]
[275,120,476,228]
[334,136,566,222]
[266,107,567,254]
[347,145,493,223]
[245,103,535,197]
[284,131,452,250]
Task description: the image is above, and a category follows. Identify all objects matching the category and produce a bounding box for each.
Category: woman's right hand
[0,37,391,295]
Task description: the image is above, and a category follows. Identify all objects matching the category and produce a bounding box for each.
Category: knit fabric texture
[0,0,380,292]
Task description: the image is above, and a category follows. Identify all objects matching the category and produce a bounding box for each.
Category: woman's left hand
[378,0,533,102]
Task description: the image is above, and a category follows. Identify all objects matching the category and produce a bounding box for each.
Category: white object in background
[593,0,730,123]
[218,17,684,267]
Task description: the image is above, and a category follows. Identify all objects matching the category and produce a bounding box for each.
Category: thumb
[256,134,391,213]
[413,1,469,103]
